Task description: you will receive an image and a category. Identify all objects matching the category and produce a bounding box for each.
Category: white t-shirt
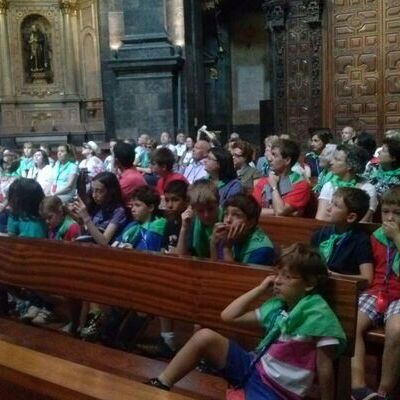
[79,156,105,179]
[319,180,378,211]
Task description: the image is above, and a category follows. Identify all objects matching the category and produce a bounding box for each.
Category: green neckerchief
[55,216,76,240]
[313,169,334,193]
[373,227,400,276]
[289,170,304,184]
[233,227,273,263]
[122,217,166,244]
[257,294,347,356]
[331,174,358,189]
[319,229,349,264]
[263,171,304,206]
[192,207,223,258]
[370,165,400,182]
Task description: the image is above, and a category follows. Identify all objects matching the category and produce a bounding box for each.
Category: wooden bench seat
[0,236,364,399]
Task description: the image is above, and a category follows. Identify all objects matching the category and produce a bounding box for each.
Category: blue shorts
[220,341,282,400]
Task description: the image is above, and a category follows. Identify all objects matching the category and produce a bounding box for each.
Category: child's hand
[72,197,90,223]
[225,222,246,246]
[211,222,228,245]
[258,275,276,292]
[383,221,400,241]
[181,206,193,228]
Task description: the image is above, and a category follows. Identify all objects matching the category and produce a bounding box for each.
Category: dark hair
[87,172,124,215]
[383,137,400,167]
[209,147,237,182]
[164,179,188,199]
[356,132,376,160]
[58,144,76,162]
[312,129,333,146]
[151,147,175,171]
[8,178,44,219]
[131,185,161,217]
[381,186,400,207]
[114,141,135,168]
[231,140,254,164]
[34,149,49,166]
[224,194,261,223]
[279,243,329,296]
[336,144,369,175]
[273,139,300,167]
[334,187,370,222]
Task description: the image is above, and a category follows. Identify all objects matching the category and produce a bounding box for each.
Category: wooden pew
[0,236,364,399]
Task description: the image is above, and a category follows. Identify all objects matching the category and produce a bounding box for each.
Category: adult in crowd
[104,139,117,173]
[16,142,35,177]
[183,139,210,184]
[179,136,194,172]
[78,141,105,180]
[174,132,187,162]
[256,135,279,176]
[341,125,356,145]
[304,129,332,178]
[316,144,377,222]
[355,132,378,175]
[134,134,150,167]
[27,149,53,195]
[313,143,337,194]
[204,146,243,206]
[157,132,177,156]
[114,141,147,207]
[253,139,311,217]
[39,144,55,166]
[367,136,400,198]
[231,140,261,193]
[50,144,79,203]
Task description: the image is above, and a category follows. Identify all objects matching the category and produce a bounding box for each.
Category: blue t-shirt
[91,206,128,239]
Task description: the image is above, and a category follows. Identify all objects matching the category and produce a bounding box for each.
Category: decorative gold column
[60,0,78,95]
[0,0,13,97]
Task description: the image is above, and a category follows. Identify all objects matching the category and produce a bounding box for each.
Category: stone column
[166,0,185,47]
[59,0,78,95]
[0,0,13,97]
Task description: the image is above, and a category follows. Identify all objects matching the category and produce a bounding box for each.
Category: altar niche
[21,14,53,84]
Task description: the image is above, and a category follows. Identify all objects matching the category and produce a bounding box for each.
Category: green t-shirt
[7,215,47,238]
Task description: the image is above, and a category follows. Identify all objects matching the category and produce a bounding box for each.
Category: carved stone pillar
[60,0,78,96]
[0,0,13,97]
[166,0,185,46]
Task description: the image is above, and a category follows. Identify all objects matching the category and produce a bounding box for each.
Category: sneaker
[31,308,55,325]
[20,305,40,321]
[146,378,170,391]
[351,387,381,400]
[80,311,103,342]
[135,337,176,359]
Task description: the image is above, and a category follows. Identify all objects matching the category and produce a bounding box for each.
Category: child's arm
[329,262,373,285]
[176,206,193,256]
[316,345,336,400]
[221,274,275,327]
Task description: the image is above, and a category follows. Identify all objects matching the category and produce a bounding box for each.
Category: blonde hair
[187,179,219,206]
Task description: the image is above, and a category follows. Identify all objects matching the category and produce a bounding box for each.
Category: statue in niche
[22,15,53,84]
[28,24,50,73]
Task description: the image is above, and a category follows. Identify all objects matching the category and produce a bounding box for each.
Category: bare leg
[351,311,373,388]
[378,314,400,395]
[159,328,229,387]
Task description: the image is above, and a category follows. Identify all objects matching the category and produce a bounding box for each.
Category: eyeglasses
[232,153,244,158]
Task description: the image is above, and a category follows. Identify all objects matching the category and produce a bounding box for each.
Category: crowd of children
[0,126,400,400]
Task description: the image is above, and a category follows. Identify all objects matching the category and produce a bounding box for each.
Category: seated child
[176,179,222,258]
[351,186,400,400]
[114,185,167,251]
[210,194,275,266]
[40,196,81,240]
[163,179,189,254]
[148,243,346,400]
[311,187,374,283]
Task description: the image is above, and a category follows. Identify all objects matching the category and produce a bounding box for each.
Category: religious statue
[28,24,50,73]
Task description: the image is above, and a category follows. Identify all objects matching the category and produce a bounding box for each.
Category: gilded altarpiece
[0,0,103,137]
[326,0,400,139]
[264,0,323,141]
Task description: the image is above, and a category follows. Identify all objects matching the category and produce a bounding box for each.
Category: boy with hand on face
[210,194,275,266]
